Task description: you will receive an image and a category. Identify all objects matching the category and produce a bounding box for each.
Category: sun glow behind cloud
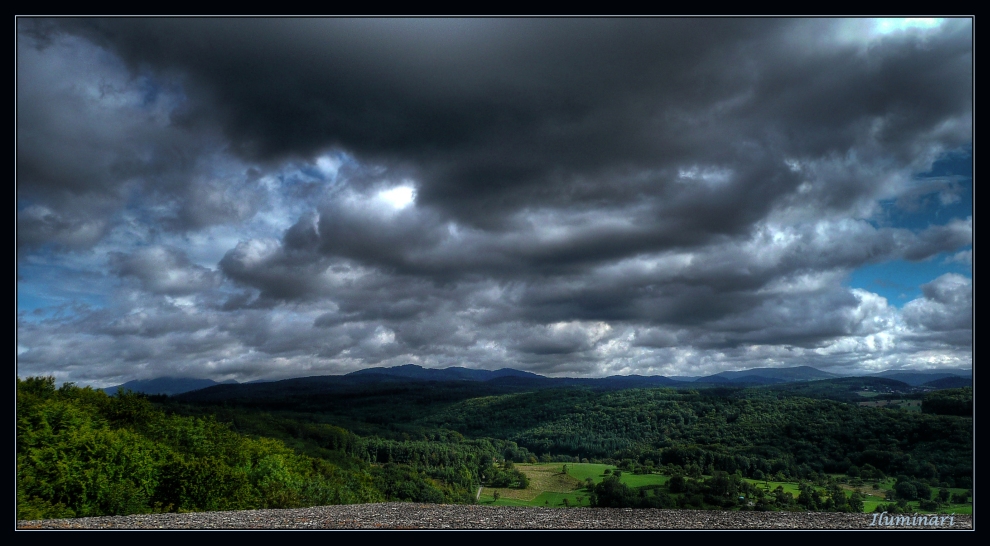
[874,18,944,35]
[828,17,950,47]
[377,185,416,209]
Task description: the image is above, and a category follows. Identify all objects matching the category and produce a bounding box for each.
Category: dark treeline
[921,388,972,417]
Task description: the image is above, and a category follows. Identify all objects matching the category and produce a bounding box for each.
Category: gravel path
[17,503,973,530]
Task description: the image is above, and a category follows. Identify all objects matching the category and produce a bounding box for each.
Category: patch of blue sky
[17,281,107,322]
[847,251,972,307]
[925,145,973,179]
[874,146,972,231]
[138,74,161,107]
[17,259,110,320]
[848,146,971,306]
[297,152,354,185]
[135,71,187,111]
[295,165,325,181]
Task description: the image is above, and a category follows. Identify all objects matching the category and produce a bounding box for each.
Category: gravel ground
[17,503,973,530]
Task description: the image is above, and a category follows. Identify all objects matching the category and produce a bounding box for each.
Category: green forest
[16,375,972,520]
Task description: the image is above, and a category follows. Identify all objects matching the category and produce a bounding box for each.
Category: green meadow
[479,463,669,507]
[479,463,971,513]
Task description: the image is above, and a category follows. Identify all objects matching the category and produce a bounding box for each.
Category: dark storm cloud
[218,238,333,302]
[901,217,973,261]
[170,175,263,231]
[17,18,973,385]
[735,21,971,156]
[251,195,969,311]
[16,25,259,249]
[110,246,221,295]
[46,18,970,231]
[209,189,972,365]
[97,308,213,338]
[17,204,110,249]
[631,328,681,349]
[510,321,616,360]
[902,274,972,341]
[691,289,885,349]
[22,17,972,266]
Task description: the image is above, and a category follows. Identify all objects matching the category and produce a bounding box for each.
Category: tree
[827,484,848,512]
[591,475,636,508]
[895,481,918,501]
[797,483,822,510]
[848,492,864,513]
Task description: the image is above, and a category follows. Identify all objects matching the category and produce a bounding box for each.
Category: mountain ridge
[105,364,972,396]
[103,377,238,397]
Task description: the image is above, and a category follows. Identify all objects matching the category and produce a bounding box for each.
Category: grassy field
[485,463,582,503]
[565,463,611,483]
[860,498,973,515]
[480,463,971,513]
[480,463,667,507]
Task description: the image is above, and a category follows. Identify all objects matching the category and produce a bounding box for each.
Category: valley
[17,365,973,522]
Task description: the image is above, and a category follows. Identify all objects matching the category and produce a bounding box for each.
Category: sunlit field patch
[481,463,668,507]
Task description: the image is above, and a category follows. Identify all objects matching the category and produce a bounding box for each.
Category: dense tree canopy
[18,377,972,519]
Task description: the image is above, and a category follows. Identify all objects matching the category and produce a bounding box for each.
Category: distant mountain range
[103,364,971,397]
[693,365,838,385]
[870,369,972,387]
[347,364,543,382]
[920,376,972,389]
[103,377,237,396]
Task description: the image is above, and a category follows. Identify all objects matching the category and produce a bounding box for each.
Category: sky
[16,18,972,387]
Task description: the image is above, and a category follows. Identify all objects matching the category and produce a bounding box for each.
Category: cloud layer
[17,18,972,386]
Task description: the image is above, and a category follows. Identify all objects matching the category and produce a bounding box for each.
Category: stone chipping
[17,503,974,530]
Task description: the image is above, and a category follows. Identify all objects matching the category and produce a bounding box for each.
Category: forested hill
[172,374,972,491]
[172,370,940,413]
[17,377,384,520]
[18,376,538,520]
[19,373,972,520]
[421,387,972,484]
